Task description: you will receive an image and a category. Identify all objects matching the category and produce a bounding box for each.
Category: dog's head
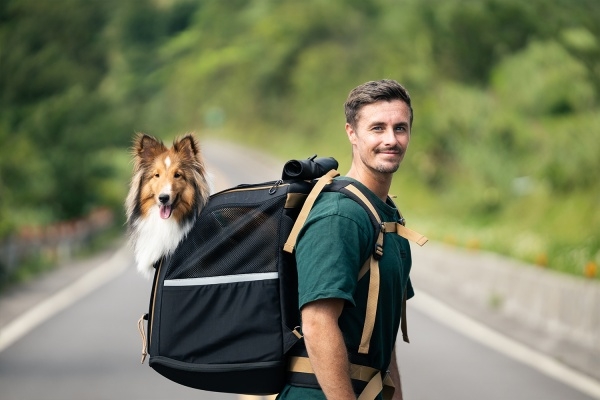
[126,133,210,224]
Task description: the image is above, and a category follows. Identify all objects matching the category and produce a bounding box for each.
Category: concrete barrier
[411,242,600,380]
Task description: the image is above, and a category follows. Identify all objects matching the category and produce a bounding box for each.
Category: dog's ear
[133,133,167,162]
[173,133,201,161]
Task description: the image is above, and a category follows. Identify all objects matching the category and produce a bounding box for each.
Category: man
[278,79,415,400]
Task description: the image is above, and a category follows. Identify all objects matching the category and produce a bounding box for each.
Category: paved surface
[0,139,599,399]
[410,242,600,382]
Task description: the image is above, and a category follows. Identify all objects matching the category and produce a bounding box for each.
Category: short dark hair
[344,79,413,128]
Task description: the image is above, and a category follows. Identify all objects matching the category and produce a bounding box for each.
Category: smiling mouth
[376,146,402,155]
[377,150,402,157]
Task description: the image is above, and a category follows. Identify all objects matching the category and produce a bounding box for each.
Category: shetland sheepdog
[125,133,210,277]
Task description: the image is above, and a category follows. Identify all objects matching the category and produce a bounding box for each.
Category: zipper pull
[269,179,283,194]
[138,314,148,364]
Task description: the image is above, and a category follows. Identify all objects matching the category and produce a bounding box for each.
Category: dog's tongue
[160,205,172,219]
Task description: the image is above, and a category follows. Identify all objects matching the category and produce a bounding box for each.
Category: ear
[173,133,201,160]
[345,123,358,146]
[133,132,167,161]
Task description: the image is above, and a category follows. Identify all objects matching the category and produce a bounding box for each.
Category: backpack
[137,156,428,397]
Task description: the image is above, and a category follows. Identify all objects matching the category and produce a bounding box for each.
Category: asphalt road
[0,140,596,400]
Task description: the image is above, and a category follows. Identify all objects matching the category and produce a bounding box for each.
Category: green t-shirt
[278,177,413,400]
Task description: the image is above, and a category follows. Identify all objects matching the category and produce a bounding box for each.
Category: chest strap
[288,356,395,400]
[383,221,429,246]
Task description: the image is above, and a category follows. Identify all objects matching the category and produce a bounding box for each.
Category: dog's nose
[158,194,170,204]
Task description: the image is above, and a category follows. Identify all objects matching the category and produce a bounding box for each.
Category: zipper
[212,181,290,196]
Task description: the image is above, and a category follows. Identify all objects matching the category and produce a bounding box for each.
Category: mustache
[375,146,404,154]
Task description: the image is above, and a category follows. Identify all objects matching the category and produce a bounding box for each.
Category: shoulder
[306,191,373,230]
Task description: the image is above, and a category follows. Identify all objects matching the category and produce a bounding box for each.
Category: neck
[346,166,393,202]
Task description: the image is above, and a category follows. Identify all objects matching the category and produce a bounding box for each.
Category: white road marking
[0,245,130,353]
[0,161,232,354]
[410,290,600,400]
[4,157,597,399]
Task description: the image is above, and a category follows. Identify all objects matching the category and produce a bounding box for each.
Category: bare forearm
[389,348,403,400]
[302,299,356,400]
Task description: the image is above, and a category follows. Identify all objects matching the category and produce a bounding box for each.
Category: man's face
[346,100,411,175]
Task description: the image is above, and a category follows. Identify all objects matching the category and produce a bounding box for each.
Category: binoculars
[282,155,338,181]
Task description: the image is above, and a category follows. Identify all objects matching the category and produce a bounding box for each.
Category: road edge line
[410,290,600,399]
[0,244,130,353]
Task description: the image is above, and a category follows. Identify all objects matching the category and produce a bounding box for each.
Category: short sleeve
[295,198,373,310]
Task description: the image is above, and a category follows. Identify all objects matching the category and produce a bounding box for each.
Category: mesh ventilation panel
[165,195,284,280]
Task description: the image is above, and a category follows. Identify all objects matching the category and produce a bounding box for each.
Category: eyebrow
[369,121,409,128]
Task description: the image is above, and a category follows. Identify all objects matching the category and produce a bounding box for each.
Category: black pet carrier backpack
[137,156,428,397]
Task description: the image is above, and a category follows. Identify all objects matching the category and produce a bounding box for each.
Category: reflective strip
[164,272,279,286]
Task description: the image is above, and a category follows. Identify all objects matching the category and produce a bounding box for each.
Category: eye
[154,173,160,178]
[174,172,182,178]
[394,124,410,134]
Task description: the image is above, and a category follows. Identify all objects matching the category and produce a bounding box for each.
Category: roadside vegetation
[0,0,598,284]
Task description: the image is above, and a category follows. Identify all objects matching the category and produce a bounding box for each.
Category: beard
[375,163,400,173]
[372,146,404,173]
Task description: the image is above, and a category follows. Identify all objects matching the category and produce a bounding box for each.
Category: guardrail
[0,208,115,282]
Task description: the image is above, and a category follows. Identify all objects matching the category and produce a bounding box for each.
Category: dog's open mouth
[160,205,173,219]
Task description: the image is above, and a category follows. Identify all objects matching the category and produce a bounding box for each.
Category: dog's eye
[154,173,160,178]
[174,172,182,178]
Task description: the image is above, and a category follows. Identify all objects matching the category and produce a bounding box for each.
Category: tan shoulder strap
[283,169,340,254]
[288,356,396,400]
[343,184,424,349]
[359,255,380,354]
[286,178,424,353]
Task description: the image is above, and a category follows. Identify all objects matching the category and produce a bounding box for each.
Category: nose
[158,194,170,204]
[382,127,397,145]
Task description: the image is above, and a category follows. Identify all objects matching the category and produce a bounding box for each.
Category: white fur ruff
[130,207,194,278]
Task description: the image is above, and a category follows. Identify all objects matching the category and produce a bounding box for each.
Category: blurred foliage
[0,0,598,277]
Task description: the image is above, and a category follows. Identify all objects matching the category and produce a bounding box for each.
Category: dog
[125,132,211,277]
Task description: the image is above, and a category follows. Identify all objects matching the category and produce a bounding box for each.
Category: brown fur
[125,132,211,275]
